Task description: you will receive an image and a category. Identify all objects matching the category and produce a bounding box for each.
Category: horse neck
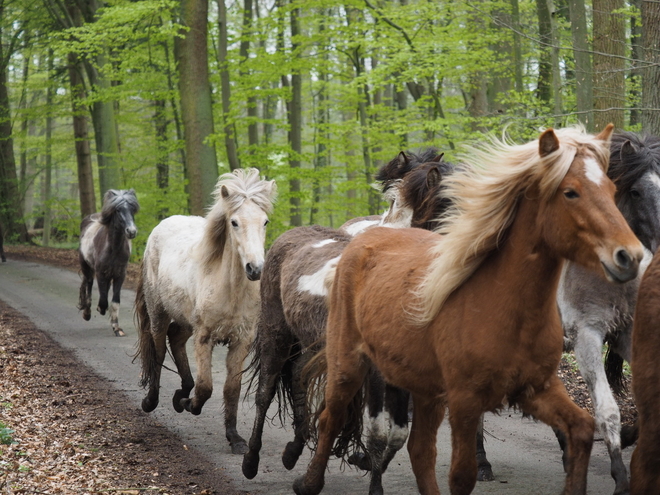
[481,196,563,313]
[105,216,128,251]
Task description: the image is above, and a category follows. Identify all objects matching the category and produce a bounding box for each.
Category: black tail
[604,343,627,397]
[132,261,158,389]
[302,346,367,461]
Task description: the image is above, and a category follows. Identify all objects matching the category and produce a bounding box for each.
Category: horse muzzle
[245,262,262,281]
[126,228,138,240]
[600,246,643,283]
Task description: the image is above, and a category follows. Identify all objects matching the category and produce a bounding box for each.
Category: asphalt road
[0,258,630,494]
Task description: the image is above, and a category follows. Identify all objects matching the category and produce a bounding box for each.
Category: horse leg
[476,412,495,481]
[347,367,384,472]
[282,352,312,470]
[293,348,370,495]
[380,385,410,473]
[223,337,250,454]
[96,275,110,317]
[181,328,215,415]
[78,261,94,321]
[167,323,194,413]
[109,274,126,336]
[408,394,445,495]
[139,313,169,413]
[575,326,628,495]
[520,374,595,495]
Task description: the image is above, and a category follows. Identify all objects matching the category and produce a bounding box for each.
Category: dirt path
[0,254,633,494]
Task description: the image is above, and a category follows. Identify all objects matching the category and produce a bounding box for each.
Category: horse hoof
[282,442,302,470]
[231,440,248,455]
[242,451,260,479]
[141,397,158,413]
[477,466,495,482]
[113,328,125,337]
[82,311,91,321]
[180,398,202,415]
[173,390,188,413]
[293,476,322,495]
[97,306,107,316]
[347,452,372,471]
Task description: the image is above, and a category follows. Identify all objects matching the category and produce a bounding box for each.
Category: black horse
[78,189,139,337]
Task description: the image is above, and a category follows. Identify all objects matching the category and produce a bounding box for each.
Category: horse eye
[264,219,269,226]
[630,189,641,199]
[231,220,238,228]
[564,189,580,200]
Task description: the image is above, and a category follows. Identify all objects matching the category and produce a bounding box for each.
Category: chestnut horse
[630,252,660,494]
[135,168,276,454]
[294,125,644,495]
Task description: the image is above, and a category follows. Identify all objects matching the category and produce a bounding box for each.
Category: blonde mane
[413,126,611,325]
[197,168,277,269]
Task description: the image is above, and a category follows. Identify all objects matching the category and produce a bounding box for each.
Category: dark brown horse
[78,189,139,337]
[294,125,644,495]
[630,252,660,494]
[242,150,452,494]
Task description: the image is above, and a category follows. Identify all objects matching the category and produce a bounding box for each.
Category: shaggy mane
[100,189,140,224]
[413,126,611,325]
[197,168,277,269]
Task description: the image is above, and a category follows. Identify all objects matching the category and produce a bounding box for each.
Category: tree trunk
[217,0,240,171]
[510,0,523,93]
[547,0,563,125]
[42,50,54,246]
[535,0,552,104]
[568,0,593,130]
[593,0,626,130]
[641,0,660,134]
[175,0,218,214]
[240,0,258,152]
[629,0,642,127]
[68,52,96,218]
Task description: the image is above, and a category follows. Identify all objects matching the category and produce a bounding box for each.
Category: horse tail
[302,344,367,461]
[244,317,297,425]
[604,342,627,396]
[133,261,157,389]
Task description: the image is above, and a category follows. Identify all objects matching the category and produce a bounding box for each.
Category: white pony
[135,168,276,454]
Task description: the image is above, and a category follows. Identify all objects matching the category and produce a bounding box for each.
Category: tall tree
[641,0,660,134]
[42,49,54,246]
[176,0,218,214]
[592,0,626,130]
[217,0,240,171]
[568,0,594,130]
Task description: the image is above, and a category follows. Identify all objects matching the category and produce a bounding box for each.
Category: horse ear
[620,139,639,161]
[221,185,230,199]
[595,123,615,143]
[268,179,278,199]
[432,153,445,163]
[539,129,560,157]
[426,167,442,189]
[397,151,409,170]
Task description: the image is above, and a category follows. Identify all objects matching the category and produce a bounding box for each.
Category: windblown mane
[609,132,660,195]
[413,126,611,325]
[100,189,140,224]
[197,168,277,269]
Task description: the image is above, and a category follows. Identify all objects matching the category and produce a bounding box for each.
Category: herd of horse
[70,125,660,495]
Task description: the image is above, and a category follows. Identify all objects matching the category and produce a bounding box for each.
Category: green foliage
[0,422,16,446]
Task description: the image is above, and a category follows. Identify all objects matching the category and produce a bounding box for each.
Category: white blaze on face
[298,255,342,296]
[649,171,660,190]
[584,157,605,186]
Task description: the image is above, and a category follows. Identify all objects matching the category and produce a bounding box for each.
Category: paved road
[0,258,630,494]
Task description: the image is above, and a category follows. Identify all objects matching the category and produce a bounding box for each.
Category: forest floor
[0,244,638,494]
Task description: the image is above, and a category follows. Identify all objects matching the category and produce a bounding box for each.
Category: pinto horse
[135,168,276,454]
[630,251,660,494]
[294,125,644,495]
[78,189,139,337]
[242,150,451,494]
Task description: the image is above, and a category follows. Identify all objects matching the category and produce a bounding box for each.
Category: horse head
[610,132,660,255]
[206,169,277,282]
[538,125,644,283]
[101,189,139,240]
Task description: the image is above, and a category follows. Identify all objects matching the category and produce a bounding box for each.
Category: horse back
[79,214,103,267]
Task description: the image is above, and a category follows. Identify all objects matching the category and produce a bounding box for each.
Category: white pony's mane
[413,126,611,325]
[197,168,276,268]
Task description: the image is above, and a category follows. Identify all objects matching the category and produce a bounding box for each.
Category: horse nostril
[614,248,632,270]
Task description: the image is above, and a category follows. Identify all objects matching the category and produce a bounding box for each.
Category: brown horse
[630,252,660,494]
[294,125,644,495]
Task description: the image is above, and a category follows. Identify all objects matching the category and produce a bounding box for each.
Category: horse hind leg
[476,412,495,481]
[96,276,110,316]
[78,261,94,321]
[167,323,194,413]
[575,326,628,495]
[381,384,410,473]
[110,275,126,336]
[138,312,169,413]
[282,352,313,471]
[408,393,446,495]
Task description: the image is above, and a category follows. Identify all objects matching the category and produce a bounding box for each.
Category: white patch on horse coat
[344,219,380,236]
[312,239,337,248]
[388,423,409,450]
[80,220,102,265]
[650,171,660,189]
[110,302,120,324]
[297,255,342,296]
[584,157,604,185]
